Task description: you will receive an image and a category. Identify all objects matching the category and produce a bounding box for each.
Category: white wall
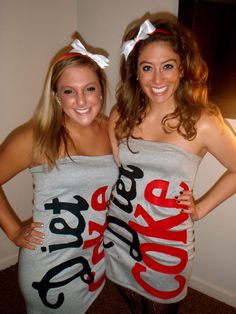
[0,0,235,309]
[0,0,77,269]
[76,0,236,308]
[192,118,236,307]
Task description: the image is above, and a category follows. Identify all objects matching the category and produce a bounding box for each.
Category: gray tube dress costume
[105,139,202,304]
[18,155,118,314]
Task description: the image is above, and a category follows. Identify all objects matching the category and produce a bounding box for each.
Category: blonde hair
[32,52,107,169]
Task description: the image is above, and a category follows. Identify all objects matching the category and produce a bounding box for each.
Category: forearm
[0,187,22,240]
[196,170,236,219]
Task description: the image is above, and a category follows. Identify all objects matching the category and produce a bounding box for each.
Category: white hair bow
[70,39,109,69]
[121,19,156,60]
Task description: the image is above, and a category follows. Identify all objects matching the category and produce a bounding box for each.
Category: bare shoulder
[108,106,120,134]
[1,122,33,151]
[108,106,120,164]
[0,122,33,183]
[109,105,119,121]
[196,111,236,168]
[196,111,227,138]
[98,114,109,132]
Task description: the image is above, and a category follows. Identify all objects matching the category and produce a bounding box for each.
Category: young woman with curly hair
[104,16,236,314]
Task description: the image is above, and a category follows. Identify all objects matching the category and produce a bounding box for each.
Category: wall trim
[190,275,236,308]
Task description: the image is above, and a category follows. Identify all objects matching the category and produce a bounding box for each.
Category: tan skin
[109,41,236,221]
[0,65,112,250]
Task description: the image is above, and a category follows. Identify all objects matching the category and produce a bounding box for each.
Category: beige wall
[0,0,235,309]
[0,0,77,267]
[192,134,236,307]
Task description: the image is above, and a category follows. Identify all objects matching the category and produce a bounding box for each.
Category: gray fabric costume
[18,155,118,314]
[105,139,202,303]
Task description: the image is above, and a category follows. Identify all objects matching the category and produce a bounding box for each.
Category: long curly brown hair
[115,18,220,142]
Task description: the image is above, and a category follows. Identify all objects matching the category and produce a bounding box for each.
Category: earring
[100,95,103,100]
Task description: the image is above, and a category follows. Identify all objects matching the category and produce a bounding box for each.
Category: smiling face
[56,65,102,128]
[137,40,182,109]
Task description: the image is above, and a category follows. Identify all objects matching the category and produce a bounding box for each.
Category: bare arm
[179,114,236,220]
[0,124,44,249]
